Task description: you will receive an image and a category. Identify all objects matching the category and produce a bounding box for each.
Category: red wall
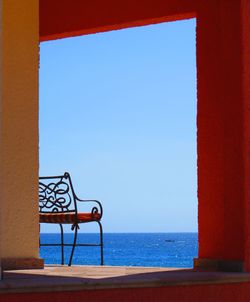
[197,0,245,261]
[39,0,250,270]
[3,283,250,302]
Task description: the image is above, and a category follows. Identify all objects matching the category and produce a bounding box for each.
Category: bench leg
[59,223,64,265]
[97,221,104,266]
[68,224,78,266]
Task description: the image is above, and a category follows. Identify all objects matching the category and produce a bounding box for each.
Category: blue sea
[40,233,198,267]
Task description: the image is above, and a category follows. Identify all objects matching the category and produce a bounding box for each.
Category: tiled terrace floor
[1,266,250,294]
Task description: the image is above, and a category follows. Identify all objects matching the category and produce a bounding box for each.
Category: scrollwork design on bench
[39,180,73,213]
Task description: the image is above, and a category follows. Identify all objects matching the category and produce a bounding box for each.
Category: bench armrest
[76,197,103,218]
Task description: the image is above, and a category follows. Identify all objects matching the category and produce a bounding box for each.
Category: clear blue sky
[39,18,197,233]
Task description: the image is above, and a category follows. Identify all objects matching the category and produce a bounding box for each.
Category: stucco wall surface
[0,0,39,258]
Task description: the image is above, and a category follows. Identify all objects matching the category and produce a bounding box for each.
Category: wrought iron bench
[39,172,103,266]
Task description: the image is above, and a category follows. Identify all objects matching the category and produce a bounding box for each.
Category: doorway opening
[39,19,197,267]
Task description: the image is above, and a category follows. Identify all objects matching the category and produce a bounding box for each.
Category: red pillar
[195,0,250,271]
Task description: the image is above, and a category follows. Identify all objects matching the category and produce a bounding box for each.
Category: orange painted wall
[39,0,250,269]
[0,0,40,260]
[4,283,250,302]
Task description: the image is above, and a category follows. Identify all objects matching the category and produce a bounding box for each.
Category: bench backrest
[39,172,78,213]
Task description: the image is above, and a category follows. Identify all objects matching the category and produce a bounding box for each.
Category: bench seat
[39,212,101,224]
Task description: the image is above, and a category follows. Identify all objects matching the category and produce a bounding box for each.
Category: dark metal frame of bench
[39,172,103,266]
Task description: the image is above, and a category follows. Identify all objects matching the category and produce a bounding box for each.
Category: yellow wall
[0,0,40,260]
